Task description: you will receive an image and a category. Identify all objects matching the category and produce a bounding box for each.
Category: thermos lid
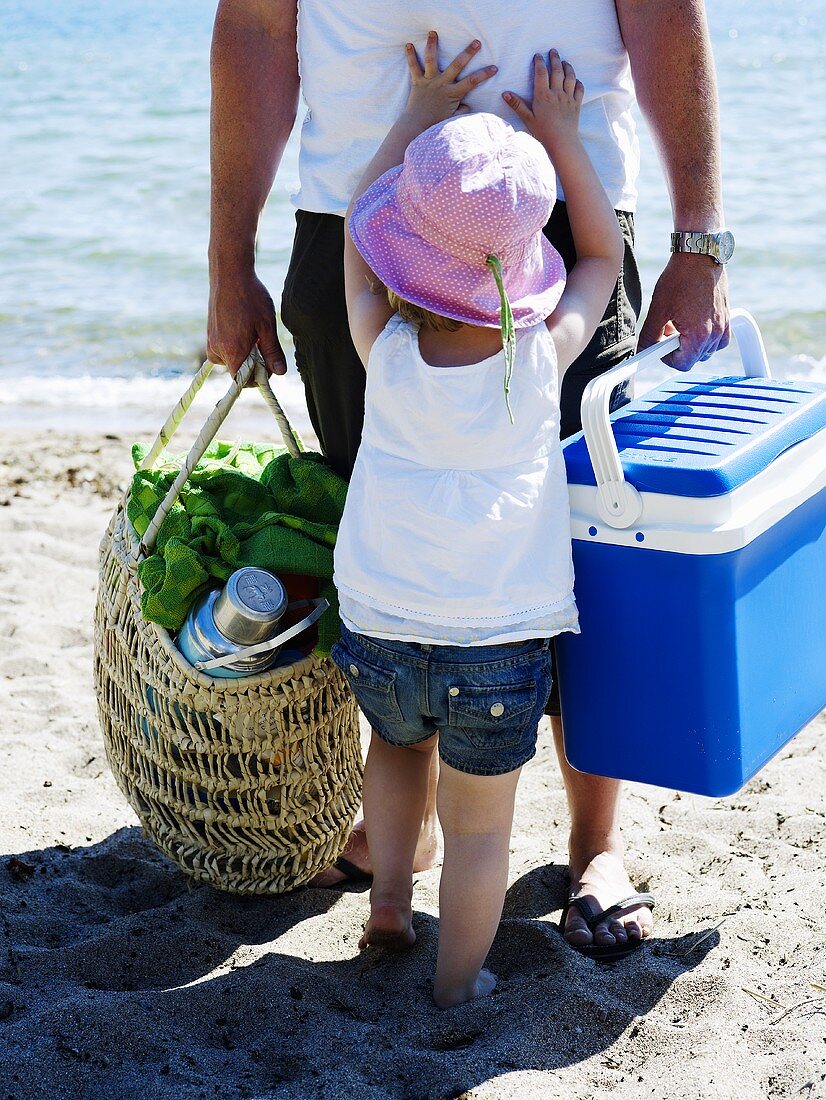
[212,567,288,645]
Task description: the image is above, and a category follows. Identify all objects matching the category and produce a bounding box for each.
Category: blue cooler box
[556,311,826,797]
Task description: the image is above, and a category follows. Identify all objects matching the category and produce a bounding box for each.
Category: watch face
[715,231,735,263]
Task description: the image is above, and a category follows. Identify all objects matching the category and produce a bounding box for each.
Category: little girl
[332,34,623,1008]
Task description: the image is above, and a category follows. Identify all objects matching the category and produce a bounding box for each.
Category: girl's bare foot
[358,899,416,950]
[433,968,497,1009]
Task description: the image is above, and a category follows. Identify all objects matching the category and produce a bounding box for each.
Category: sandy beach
[0,422,824,1100]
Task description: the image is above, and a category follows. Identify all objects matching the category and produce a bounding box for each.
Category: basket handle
[138,352,302,558]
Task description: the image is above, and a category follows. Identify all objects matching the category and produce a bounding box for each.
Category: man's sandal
[559,892,655,961]
[331,855,373,887]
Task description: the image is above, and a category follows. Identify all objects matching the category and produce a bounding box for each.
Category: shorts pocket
[331,642,405,726]
[448,680,538,750]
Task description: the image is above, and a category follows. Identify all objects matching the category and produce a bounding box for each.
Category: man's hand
[638,253,730,370]
[207,270,287,376]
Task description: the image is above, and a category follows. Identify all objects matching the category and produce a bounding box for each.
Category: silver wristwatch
[670,229,735,265]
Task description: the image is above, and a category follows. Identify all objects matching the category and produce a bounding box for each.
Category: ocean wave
[1,347,822,421]
[0,369,309,411]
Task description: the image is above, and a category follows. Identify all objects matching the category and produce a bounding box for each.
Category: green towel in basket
[127,440,348,655]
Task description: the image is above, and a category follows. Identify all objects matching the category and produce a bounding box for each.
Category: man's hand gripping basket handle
[580,308,771,529]
[138,352,302,558]
[134,353,327,674]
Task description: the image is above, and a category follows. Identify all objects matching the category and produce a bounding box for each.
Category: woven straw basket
[94,354,362,894]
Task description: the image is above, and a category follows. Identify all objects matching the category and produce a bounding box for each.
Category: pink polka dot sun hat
[349,112,566,330]
[348,113,566,418]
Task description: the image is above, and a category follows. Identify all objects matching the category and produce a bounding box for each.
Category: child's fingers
[423,30,439,79]
[404,42,423,80]
[502,90,532,124]
[453,64,498,97]
[562,59,577,95]
[548,48,564,91]
[532,52,549,97]
[442,39,482,82]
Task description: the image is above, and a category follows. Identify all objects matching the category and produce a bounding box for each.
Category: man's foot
[564,843,654,950]
[358,899,416,950]
[433,968,497,1009]
[309,819,439,888]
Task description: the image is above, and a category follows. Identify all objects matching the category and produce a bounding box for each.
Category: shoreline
[1,371,320,450]
[2,345,823,438]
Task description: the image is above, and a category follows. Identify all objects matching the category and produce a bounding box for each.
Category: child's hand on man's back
[503,51,584,157]
[401,31,497,133]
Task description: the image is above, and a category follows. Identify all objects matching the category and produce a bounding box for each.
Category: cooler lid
[564,376,826,498]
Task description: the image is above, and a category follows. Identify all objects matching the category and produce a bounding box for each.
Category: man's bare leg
[310,747,439,887]
[551,716,654,948]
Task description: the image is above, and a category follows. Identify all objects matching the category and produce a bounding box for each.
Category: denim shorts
[331,624,554,777]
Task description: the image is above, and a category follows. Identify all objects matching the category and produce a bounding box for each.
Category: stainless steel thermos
[176,567,325,678]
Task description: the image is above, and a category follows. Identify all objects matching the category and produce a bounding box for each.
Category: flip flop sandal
[559,892,655,961]
[330,855,373,889]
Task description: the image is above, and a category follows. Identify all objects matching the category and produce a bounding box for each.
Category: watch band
[670,230,735,265]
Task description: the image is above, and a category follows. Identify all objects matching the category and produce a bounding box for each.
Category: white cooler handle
[580,308,772,529]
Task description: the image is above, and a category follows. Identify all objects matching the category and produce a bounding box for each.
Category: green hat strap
[485,254,516,425]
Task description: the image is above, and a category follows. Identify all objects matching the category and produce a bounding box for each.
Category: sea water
[0,0,824,431]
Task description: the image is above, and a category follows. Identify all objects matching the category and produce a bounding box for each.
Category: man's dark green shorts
[280,202,642,717]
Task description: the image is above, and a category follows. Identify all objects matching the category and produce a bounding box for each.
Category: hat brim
[348,165,566,329]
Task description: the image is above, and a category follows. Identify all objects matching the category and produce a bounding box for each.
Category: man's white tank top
[333,315,580,646]
[295,0,638,215]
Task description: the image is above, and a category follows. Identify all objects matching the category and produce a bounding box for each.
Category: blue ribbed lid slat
[564,376,826,497]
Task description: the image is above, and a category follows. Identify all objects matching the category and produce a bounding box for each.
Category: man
[207,0,731,953]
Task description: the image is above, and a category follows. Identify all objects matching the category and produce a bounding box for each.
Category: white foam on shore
[1,351,822,438]
[0,368,317,443]
[0,368,309,411]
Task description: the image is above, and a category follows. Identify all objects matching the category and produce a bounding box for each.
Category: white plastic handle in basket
[138,351,302,557]
[581,308,772,529]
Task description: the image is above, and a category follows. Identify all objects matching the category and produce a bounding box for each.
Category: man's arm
[207,0,299,375]
[616,0,730,369]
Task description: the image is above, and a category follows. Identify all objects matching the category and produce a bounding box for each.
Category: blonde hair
[368,276,462,332]
[386,290,463,332]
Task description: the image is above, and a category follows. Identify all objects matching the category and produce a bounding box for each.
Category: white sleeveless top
[295,0,639,215]
[334,316,580,645]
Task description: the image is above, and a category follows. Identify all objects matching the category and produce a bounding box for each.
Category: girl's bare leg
[359,729,438,949]
[433,761,521,1009]
[310,750,439,888]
